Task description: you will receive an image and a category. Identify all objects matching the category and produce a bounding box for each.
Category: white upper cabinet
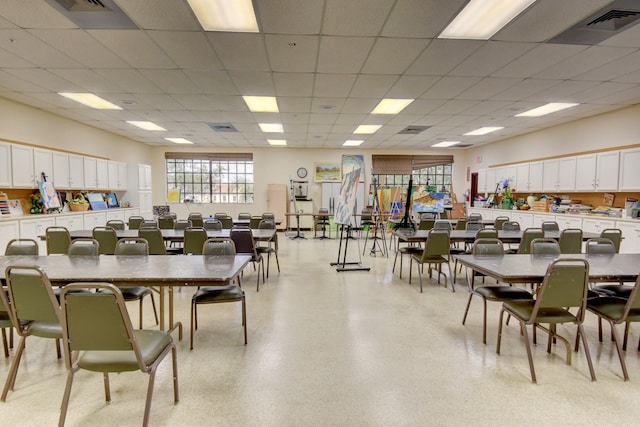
[543,157,576,192]
[618,148,640,191]
[10,145,35,187]
[96,159,109,189]
[108,161,128,191]
[477,169,487,194]
[528,161,544,192]
[83,157,97,189]
[575,152,619,191]
[0,142,11,187]
[68,154,84,189]
[33,148,53,185]
[138,164,152,190]
[514,163,530,192]
[485,168,497,194]
[52,151,71,189]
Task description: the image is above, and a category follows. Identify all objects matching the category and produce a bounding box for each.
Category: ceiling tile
[265,35,318,73]
[317,36,375,74]
[492,44,587,78]
[314,74,357,98]
[534,46,637,80]
[255,0,323,34]
[148,31,223,70]
[450,42,537,77]
[381,0,467,38]
[115,0,200,30]
[361,38,429,74]
[273,73,314,96]
[456,77,522,101]
[228,71,275,95]
[139,69,200,94]
[207,33,269,71]
[407,39,483,75]
[88,29,176,68]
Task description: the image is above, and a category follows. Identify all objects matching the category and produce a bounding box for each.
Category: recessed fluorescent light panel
[58,92,122,110]
[268,139,287,146]
[126,121,166,131]
[165,137,194,144]
[259,123,284,133]
[243,96,279,113]
[464,127,504,136]
[431,141,461,147]
[186,0,259,32]
[439,0,537,40]
[371,99,414,115]
[515,102,579,117]
[353,125,382,134]
[343,140,364,147]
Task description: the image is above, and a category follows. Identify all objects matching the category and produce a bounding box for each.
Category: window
[371,155,453,196]
[165,153,253,204]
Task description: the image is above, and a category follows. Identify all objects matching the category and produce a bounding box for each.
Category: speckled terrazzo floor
[3,232,640,426]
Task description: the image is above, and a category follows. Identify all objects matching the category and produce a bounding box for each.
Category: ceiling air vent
[549,0,640,45]
[451,144,472,148]
[398,125,431,135]
[207,122,238,132]
[45,0,138,29]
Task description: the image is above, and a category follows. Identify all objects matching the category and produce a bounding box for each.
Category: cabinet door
[117,162,128,190]
[557,157,576,192]
[616,221,640,254]
[0,142,12,187]
[83,157,97,189]
[55,214,84,231]
[596,151,619,191]
[33,148,53,184]
[575,154,597,191]
[542,159,559,192]
[83,212,107,229]
[96,159,109,189]
[528,161,543,192]
[108,161,119,189]
[11,145,35,187]
[0,221,20,254]
[19,217,56,253]
[139,191,153,218]
[138,164,152,190]
[582,218,615,234]
[477,169,487,193]
[485,168,497,193]
[52,152,71,189]
[514,163,529,192]
[68,154,84,189]
[619,148,640,191]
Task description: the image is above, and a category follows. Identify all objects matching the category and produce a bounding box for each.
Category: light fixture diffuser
[243,96,279,113]
[126,121,166,131]
[58,92,122,110]
[439,0,537,40]
[343,140,364,147]
[165,137,194,144]
[515,102,579,117]
[268,139,287,146]
[353,125,382,134]
[464,127,504,136]
[371,99,414,115]
[259,123,284,133]
[431,141,461,147]
[186,0,259,32]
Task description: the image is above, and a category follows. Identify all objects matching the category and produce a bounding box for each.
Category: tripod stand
[364,175,388,257]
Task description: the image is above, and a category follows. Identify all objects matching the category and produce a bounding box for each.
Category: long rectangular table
[0,254,251,334]
[453,253,639,285]
[62,228,276,243]
[393,229,599,244]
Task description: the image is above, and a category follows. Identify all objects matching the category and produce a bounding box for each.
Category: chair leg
[496,308,505,354]
[149,293,159,326]
[58,370,76,427]
[1,329,9,358]
[462,293,474,326]
[171,345,179,404]
[274,251,280,273]
[103,372,111,402]
[623,321,630,351]
[521,321,537,383]
[447,262,455,292]
[190,300,196,351]
[143,369,158,427]
[1,335,26,401]
[609,320,629,381]
[242,296,247,345]
[482,297,487,344]
[578,323,596,382]
[417,263,423,293]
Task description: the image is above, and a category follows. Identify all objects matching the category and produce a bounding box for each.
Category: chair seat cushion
[410,254,447,263]
[475,286,533,301]
[28,321,63,339]
[503,300,576,324]
[79,330,172,372]
[587,296,640,322]
[118,286,152,300]
[398,246,423,255]
[256,246,275,254]
[591,284,632,298]
[193,285,243,303]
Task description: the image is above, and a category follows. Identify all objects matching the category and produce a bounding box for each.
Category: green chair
[493,216,509,230]
[541,221,560,232]
[92,226,118,255]
[46,226,71,255]
[600,228,622,253]
[203,219,223,230]
[257,219,280,278]
[230,227,264,291]
[158,215,175,230]
[559,228,583,254]
[418,219,435,230]
[219,216,234,229]
[454,218,467,231]
[190,238,246,350]
[173,219,192,230]
[214,212,228,220]
[238,212,252,220]
[67,238,100,256]
[462,239,533,344]
[183,227,208,255]
[530,238,561,255]
[496,258,595,383]
[4,239,39,256]
[139,228,169,255]
[409,229,454,293]
[140,220,159,229]
[0,266,63,401]
[188,213,203,228]
[511,227,544,254]
[106,219,126,230]
[113,238,158,329]
[392,239,423,280]
[58,283,178,427]
[502,221,520,231]
[0,288,14,358]
[586,275,640,380]
[588,238,629,299]
[249,216,262,229]
[128,215,145,230]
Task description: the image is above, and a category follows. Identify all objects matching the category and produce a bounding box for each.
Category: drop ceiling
[1,0,640,149]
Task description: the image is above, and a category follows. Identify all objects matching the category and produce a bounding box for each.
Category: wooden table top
[394,229,599,243]
[62,228,276,242]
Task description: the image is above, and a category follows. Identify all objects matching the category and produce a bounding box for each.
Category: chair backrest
[138,228,167,255]
[219,216,234,229]
[318,207,329,215]
[585,238,616,255]
[502,221,521,231]
[5,238,39,256]
[259,219,275,230]
[261,212,275,220]
[139,220,158,229]
[517,228,544,254]
[439,211,449,219]
[454,218,467,230]
[418,219,435,230]
[230,228,258,259]
[128,216,145,230]
[472,238,504,256]
[3,265,61,327]
[468,213,482,221]
[158,216,175,230]
[67,238,100,256]
[533,259,589,317]
[188,213,203,228]
[541,221,560,232]
[422,229,450,259]
[168,212,177,220]
[115,238,149,256]
[419,212,437,220]
[238,212,252,220]
[475,228,498,240]
[494,216,509,230]
[360,209,372,222]
[530,238,561,256]
[173,219,192,230]
[465,221,483,232]
[46,226,72,255]
[183,227,208,255]
[249,216,263,229]
[105,220,126,230]
[559,229,583,254]
[600,228,622,253]
[92,226,118,255]
[214,212,228,219]
[202,238,236,256]
[433,220,452,231]
[203,219,223,230]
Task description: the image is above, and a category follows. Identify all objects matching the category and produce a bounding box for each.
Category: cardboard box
[532,201,550,212]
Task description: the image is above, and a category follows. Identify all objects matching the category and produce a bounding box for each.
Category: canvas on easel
[37,180,61,210]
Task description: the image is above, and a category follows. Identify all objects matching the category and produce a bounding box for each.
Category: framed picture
[342,154,364,182]
[314,163,341,182]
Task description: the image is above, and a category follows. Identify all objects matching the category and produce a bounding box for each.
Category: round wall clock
[297,167,308,179]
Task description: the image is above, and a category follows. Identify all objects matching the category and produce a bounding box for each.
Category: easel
[287,178,306,239]
[365,175,387,257]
